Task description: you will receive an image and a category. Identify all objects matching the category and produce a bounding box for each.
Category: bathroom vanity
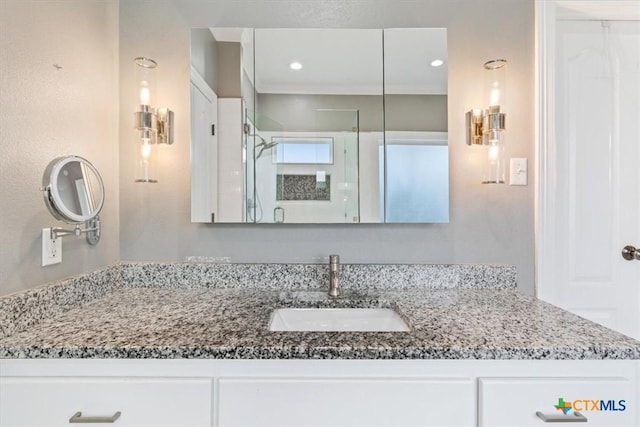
[1,263,639,426]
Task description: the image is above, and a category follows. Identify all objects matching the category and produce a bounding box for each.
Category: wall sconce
[133,57,174,183]
[466,59,507,184]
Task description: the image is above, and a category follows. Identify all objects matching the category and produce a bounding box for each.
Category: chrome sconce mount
[466,106,506,146]
[133,57,174,183]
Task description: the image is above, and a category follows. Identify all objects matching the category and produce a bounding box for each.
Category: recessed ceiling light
[430,59,444,67]
[289,61,303,70]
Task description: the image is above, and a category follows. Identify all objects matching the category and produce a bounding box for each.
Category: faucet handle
[328,254,340,298]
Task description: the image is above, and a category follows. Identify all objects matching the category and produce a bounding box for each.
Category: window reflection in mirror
[271,138,334,165]
[189,27,448,224]
[383,28,449,223]
[57,161,99,217]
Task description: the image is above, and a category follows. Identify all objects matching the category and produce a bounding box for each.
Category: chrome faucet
[328,254,340,298]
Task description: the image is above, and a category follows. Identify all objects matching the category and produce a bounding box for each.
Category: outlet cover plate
[42,228,62,266]
[509,158,528,186]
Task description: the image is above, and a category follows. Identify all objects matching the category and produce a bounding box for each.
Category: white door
[190,67,218,223]
[537,2,640,340]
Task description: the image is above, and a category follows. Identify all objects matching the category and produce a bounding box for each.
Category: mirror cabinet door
[190,28,448,224]
[383,28,449,223]
[252,29,383,224]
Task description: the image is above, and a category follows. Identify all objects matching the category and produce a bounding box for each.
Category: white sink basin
[269,308,410,332]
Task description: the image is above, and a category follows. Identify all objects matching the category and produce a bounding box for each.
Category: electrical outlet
[42,228,62,266]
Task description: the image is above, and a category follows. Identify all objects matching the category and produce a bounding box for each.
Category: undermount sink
[269,308,410,332]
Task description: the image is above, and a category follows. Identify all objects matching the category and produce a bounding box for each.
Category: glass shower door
[315,109,360,223]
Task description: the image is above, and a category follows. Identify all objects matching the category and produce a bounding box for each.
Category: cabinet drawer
[479,377,634,426]
[218,377,474,426]
[0,377,212,427]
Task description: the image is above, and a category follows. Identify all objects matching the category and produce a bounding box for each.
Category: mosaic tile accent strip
[0,265,119,339]
[276,174,331,201]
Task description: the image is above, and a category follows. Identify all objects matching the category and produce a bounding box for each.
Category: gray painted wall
[385,95,448,132]
[190,28,218,91]
[216,42,242,98]
[189,32,242,99]
[256,93,446,132]
[257,94,384,132]
[0,0,119,296]
[119,0,535,294]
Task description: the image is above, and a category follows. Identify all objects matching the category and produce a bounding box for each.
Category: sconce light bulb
[289,61,303,70]
[430,59,444,67]
[489,84,501,106]
[141,140,152,160]
[139,82,150,105]
[488,144,500,162]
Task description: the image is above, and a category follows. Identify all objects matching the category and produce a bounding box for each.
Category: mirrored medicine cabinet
[190,27,448,224]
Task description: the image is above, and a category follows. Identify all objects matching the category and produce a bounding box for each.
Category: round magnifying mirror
[42,156,105,224]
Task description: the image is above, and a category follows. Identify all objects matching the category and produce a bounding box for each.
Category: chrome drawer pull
[536,411,588,423]
[69,411,121,423]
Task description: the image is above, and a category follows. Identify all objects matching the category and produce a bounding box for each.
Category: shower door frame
[535,0,640,338]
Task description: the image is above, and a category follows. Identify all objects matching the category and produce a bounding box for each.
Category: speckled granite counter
[1,287,639,360]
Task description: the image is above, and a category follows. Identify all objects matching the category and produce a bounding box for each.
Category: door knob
[622,245,640,261]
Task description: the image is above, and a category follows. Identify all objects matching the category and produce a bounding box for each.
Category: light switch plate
[509,158,528,186]
[42,228,62,266]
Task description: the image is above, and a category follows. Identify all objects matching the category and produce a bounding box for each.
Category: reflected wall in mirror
[190,28,448,224]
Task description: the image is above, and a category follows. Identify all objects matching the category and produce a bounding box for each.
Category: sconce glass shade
[135,57,157,106]
[132,57,174,183]
[135,138,158,183]
[134,57,158,144]
[482,126,506,184]
[484,59,506,107]
[482,59,507,184]
[134,57,158,183]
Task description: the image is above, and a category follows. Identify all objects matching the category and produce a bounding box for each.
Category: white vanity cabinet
[0,359,638,427]
[479,377,634,426]
[0,377,213,426]
[218,377,474,426]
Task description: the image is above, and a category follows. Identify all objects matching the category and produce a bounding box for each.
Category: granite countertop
[1,287,639,359]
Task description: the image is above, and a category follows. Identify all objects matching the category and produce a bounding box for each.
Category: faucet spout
[328,254,340,298]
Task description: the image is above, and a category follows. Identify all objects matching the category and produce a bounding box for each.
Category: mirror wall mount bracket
[50,216,101,245]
